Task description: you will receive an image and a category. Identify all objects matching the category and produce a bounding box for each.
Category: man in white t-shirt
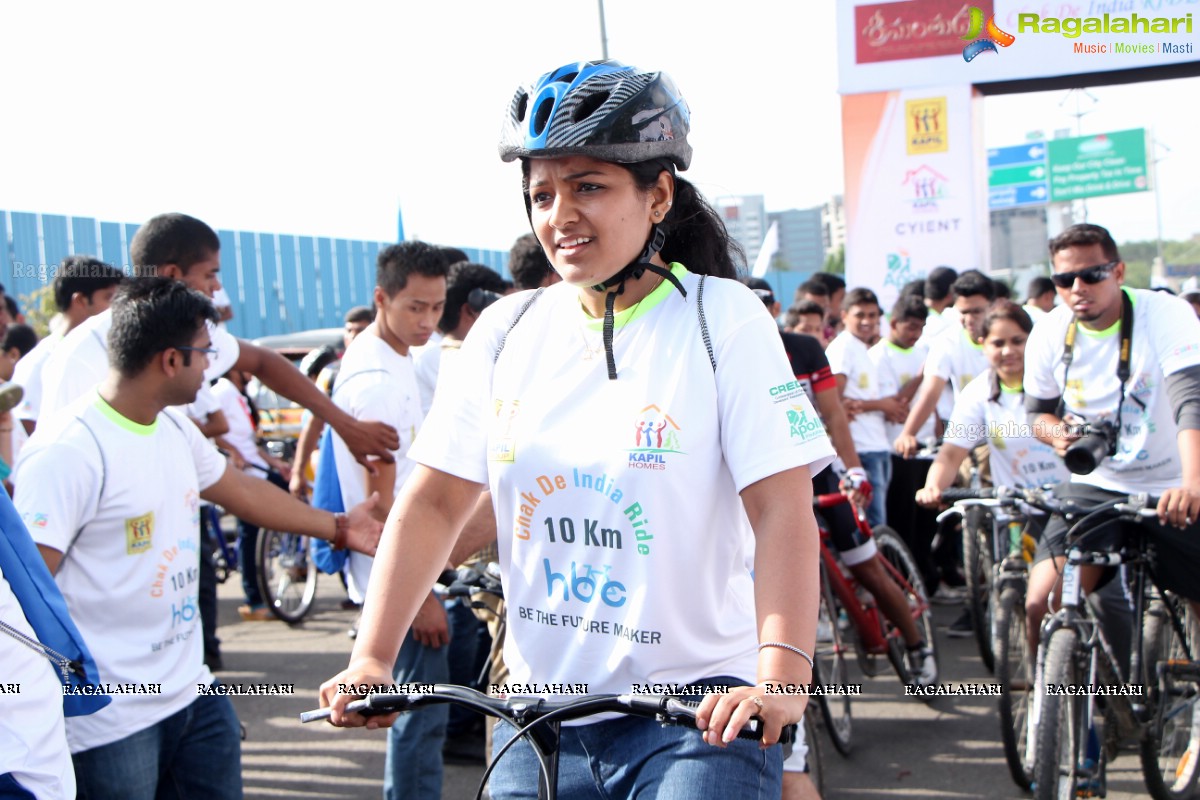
[1024,223,1200,644]
[414,262,508,415]
[1022,275,1056,324]
[328,241,448,800]
[211,285,234,330]
[15,279,383,800]
[916,266,959,347]
[895,270,994,458]
[826,287,906,526]
[870,296,944,590]
[38,213,400,470]
[13,256,125,437]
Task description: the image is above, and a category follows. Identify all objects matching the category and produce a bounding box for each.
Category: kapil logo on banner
[961,6,1016,61]
[906,98,948,155]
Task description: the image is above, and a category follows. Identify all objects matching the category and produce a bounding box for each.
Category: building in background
[822,194,846,259]
[2,208,508,339]
[715,195,768,269]
[769,207,825,277]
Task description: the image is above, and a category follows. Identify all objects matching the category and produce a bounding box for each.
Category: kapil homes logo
[962,6,1015,61]
[902,164,948,212]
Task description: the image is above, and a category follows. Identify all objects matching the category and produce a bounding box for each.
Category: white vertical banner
[842,83,988,311]
[751,221,779,278]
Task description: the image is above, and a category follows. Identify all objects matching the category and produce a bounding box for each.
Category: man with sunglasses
[1024,223,1200,664]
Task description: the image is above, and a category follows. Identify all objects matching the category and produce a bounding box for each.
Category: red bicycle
[811,491,938,756]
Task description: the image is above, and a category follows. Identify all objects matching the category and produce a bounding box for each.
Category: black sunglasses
[1050,261,1118,289]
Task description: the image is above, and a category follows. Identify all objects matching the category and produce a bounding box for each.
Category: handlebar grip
[940,487,994,501]
[299,696,408,723]
[658,697,796,745]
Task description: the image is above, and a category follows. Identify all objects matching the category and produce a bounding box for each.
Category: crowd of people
[4,56,1200,800]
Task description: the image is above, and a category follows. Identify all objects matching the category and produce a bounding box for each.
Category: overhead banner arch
[837,0,1200,307]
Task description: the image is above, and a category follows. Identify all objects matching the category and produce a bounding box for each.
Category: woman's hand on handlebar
[894,433,919,460]
[915,486,943,508]
[318,657,401,730]
[694,685,805,749]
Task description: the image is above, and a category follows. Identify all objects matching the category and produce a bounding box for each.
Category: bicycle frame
[1030,496,1190,797]
[814,493,927,657]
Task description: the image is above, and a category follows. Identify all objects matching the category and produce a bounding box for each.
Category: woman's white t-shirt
[410,264,835,699]
[943,371,1069,490]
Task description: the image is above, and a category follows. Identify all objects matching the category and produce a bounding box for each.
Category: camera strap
[1057,289,1135,456]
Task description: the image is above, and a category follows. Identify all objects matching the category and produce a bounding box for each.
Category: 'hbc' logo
[962,6,1015,61]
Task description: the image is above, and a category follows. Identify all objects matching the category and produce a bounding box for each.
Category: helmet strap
[591,224,688,380]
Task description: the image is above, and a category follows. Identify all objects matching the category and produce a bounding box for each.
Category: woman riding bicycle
[916,301,1069,660]
[915,301,1068,508]
[320,60,835,797]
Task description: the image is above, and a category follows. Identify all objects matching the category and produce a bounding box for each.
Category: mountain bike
[938,485,1043,791]
[304,687,796,799]
[813,489,937,756]
[1026,490,1200,800]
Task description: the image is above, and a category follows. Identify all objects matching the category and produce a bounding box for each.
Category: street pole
[598,0,609,59]
[1152,131,1169,270]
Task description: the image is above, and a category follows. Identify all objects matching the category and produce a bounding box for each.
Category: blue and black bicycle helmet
[498,60,692,170]
[499,60,692,380]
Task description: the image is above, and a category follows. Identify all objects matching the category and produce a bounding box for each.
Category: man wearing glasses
[15,280,384,799]
[1024,223,1200,661]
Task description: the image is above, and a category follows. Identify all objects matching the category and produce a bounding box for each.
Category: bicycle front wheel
[995,584,1034,791]
[963,507,996,672]
[1034,626,1095,800]
[256,530,318,623]
[1140,598,1200,800]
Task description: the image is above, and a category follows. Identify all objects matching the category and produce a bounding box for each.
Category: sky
[2,0,1197,255]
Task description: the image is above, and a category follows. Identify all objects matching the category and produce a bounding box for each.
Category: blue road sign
[988,182,1050,210]
[988,140,1049,208]
[987,142,1048,168]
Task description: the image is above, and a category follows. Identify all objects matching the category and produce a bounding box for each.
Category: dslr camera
[1062,418,1119,475]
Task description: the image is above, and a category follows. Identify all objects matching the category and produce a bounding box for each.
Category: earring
[653,210,661,218]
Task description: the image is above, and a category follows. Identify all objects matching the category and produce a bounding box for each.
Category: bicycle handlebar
[939,487,995,502]
[301,684,795,745]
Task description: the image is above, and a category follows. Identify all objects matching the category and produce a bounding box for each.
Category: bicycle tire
[804,711,825,797]
[963,507,996,672]
[1034,626,1094,800]
[1140,598,1200,800]
[873,527,937,691]
[814,562,852,756]
[995,584,1034,791]
[256,530,318,623]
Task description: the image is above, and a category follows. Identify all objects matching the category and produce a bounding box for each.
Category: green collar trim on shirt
[94,393,158,436]
[885,340,913,354]
[963,328,984,350]
[1000,380,1024,394]
[581,262,688,331]
[1078,287,1138,339]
